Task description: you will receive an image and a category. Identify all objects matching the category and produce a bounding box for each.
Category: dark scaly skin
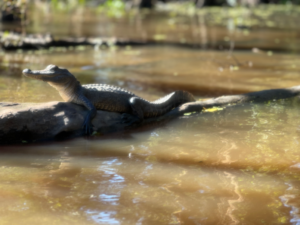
[22,65,196,134]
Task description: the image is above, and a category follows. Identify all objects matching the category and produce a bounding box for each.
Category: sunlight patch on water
[99,194,120,204]
[86,210,120,224]
[97,158,125,185]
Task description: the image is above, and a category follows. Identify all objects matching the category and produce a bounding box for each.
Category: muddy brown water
[7,4,300,52]
[1,4,300,225]
[1,98,300,224]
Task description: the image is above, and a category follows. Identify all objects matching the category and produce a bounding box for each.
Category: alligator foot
[121,113,140,125]
[83,123,94,135]
[83,116,94,135]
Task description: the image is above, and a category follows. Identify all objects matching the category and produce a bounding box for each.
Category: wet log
[0,85,300,144]
[0,102,125,144]
[0,31,262,52]
[142,85,300,123]
[171,85,300,116]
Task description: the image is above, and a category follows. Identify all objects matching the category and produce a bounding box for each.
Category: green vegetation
[97,0,126,17]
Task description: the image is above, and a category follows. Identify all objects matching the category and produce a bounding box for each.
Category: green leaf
[203,107,224,112]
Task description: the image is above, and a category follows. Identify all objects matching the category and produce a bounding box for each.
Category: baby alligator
[23,65,196,134]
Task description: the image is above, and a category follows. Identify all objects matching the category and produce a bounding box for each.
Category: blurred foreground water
[1,98,300,224]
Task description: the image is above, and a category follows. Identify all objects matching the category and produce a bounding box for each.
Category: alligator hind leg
[121,97,144,125]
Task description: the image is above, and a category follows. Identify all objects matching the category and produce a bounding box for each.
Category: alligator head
[22,64,74,82]
[23,64,80,101]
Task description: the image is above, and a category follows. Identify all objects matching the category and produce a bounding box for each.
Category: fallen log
[0,32,148,51]
[1,85,300,144]
[0,32,267,52]
[0,102,125,144]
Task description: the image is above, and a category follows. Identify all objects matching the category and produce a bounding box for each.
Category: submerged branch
[142,85,300,123]
[173,85,300,115]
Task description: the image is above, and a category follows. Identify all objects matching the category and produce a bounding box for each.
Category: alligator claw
[83,115,94,135]
[83,123,94,135]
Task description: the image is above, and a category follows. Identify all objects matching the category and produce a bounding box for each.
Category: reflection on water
[86,210,120,224]
[1,99,300,224]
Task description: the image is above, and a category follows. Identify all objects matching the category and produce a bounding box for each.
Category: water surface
[1,4,300,225]
[1,99,300,224]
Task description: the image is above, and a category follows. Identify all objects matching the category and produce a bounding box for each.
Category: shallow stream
[1,3,300,224]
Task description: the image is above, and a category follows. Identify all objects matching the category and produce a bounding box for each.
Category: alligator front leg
[76,94,97,135]
[83,107,97,135]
